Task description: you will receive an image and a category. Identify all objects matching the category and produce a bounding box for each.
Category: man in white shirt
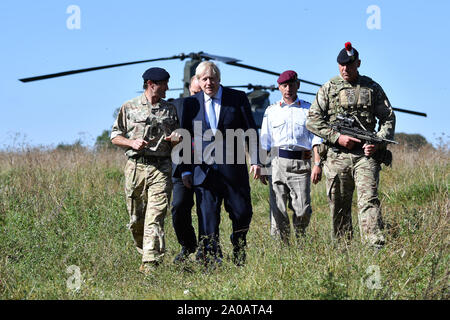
[260,70,322,244]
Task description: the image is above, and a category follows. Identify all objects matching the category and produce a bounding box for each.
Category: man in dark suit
[179,61,261,266]
[171,76,203,263]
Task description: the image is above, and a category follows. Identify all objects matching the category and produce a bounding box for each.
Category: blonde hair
[195,61,221,81]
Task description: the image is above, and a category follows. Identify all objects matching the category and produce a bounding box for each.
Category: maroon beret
[277,70,298,84]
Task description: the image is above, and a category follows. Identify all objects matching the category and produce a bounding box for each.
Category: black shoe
[204,255,223,271]
[195,245,222,262]
[195,248,205,263]
[173,247,195,264]
[199,247,223,269]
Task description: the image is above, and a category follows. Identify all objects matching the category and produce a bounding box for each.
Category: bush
[395,133,431,149]
[56,139,85,151]
[95,130,117,151]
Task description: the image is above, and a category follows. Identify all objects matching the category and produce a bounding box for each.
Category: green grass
[0,144,448,300]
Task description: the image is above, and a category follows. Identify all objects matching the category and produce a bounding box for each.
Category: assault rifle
[331,114,398,145]
[329,114,397,166]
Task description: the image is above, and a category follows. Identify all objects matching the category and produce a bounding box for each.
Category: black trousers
[171,177,198,252]
[194,169,253,258]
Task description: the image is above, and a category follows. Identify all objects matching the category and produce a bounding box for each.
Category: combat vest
[323,75,393,165]
[326,75,377,132]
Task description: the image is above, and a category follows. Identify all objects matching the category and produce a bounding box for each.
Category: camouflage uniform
[306,75,395,247]
[111,93,178,263]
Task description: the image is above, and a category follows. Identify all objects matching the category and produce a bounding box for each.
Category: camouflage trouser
[269,156,312,243]
[124,158,172,263]
[323,149,385,246]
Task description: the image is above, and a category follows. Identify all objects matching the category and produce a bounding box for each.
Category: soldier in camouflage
[111,67,180,273]
[306,42,396,249]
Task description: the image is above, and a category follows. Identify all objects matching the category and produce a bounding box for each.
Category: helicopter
[19,51,427,128]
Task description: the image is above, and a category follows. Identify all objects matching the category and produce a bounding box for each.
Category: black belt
[278,149,309,160]
[130,155,170,165]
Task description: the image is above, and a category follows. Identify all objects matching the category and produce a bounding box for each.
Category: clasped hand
[338,134,377,156]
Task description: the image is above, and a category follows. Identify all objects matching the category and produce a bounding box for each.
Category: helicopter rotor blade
[392,107,427,117]
[299,91,316,96]
[18,49,428,118]
[138,88,185,93]
[226,84,317,96]
[225,85,251,88]
[225,61,322,87]
[226,62,279,77]
[226,84,278,91]
[19,54,185,82]
[195,52,322,87]
[199,52,241,64]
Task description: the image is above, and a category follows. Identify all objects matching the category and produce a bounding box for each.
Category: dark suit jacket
[179,86,259,187]
[170,97,184,178]
[170,97,184,126]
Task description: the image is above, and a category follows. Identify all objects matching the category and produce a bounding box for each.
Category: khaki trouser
[269,156,312,243]
[323,149,385,246]
[124,158,172,263]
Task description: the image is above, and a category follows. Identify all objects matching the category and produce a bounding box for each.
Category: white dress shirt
[204,86,223,129]
[260,97,322,152]
[182,86,223,178]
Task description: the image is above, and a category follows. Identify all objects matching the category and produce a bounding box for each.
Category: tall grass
[0,143,448,300]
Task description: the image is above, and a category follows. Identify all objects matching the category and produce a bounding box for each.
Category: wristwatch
[314,160,322,167]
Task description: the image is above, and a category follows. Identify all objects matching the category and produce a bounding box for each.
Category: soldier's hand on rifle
[131,138,149,150]
[363,143,378,156]
[338,134,361,150]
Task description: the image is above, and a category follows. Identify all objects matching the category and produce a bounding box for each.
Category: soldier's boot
[139,261,159,274]
[370,239,385,254]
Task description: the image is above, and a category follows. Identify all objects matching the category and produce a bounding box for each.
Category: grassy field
[0,142,448,300]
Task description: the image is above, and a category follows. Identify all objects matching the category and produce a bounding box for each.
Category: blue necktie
[207,97,217,133]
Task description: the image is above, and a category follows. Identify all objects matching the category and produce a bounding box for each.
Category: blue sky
[1,0,449,149]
